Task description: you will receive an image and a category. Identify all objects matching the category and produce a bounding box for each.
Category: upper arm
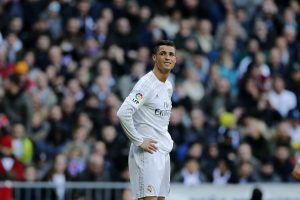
[118,80,151,116]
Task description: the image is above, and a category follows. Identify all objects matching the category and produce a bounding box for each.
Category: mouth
[164,62,172,65]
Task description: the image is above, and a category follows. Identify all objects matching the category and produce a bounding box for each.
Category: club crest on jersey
[132,92,144,104]
[146,185,153,193]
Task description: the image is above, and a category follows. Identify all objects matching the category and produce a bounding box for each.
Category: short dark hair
[153,40,175,54]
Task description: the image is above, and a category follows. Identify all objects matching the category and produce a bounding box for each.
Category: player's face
[153,45,176,74]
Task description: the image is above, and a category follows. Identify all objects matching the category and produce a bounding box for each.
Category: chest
[147,86,172,111]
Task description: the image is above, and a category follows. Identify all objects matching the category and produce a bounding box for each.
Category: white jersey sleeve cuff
[133,139,143,147]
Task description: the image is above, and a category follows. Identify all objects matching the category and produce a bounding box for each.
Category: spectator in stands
[106,17,138,52]
[201,142,219,176]
[1,74,32,133]
[236,161,256,183]
[242,120,270,160]
[174,19,194,50]
[34,34,51,71]
[210,158,233,185]
[60,96,77,136]
[35,106,68,159]
[214,12,247,50]
[172,156,207,185]
[287,62,300,107]
[90,75,111,104]
[194,19,214,54]
[65,144,87,179]
[269,121,291,152]
[46,1,62,40]
[216,50,238,95]
[21,165,40,200]
[235,143,260,168]
[273,144,294,182]
[91,141,107,158]
[253,158,281,182]
[0,47,14,78]
[267,47,288,77]
[93,18,109,48]
[76,153,111,182]
[156,8,181,39]
[99,125,125,166]
[286,108,300,151]
[0,132,23,199]
[43,154,72,200]
[267,75,297,117]
[2,32,23,63]
[59,17,82,58]
[117,61,146,100]
[0,134,24,181]
[30,72,57,112]
[96,59,116,89]
[185,108,207,145]
[201,78,236,122]
[275,36,290,67]
[31,113,49,143]
[63,127,91,167]
[64,79,85,103]
[182,67,205,107]
[75,112,93,134]
[11,123,33,165]
[184,50,210,83]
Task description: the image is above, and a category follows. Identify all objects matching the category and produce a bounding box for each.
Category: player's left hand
[292,163,300,180]
[139,138,158,154]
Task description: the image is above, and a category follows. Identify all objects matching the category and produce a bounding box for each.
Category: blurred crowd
[0,0,300,198]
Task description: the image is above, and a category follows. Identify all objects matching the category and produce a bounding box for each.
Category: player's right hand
[139,138,158,154]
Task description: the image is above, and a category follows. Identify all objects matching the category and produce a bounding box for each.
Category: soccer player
[292,161,300,180]
[117,40,176,200]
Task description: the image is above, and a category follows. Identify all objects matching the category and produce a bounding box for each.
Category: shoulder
[132,72,155,92]
[285,90,296,97]
[165,80,173,97]
[165,80,173,89]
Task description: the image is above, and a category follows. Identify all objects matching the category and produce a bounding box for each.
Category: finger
[150,144,158,151]
[147,148,154,154]
[149,145,157,152]
[150,139,157,143]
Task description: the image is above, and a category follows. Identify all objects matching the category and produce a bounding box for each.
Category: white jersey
[117,71,173,153]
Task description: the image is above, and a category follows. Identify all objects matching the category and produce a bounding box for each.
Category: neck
[153,65,169,82]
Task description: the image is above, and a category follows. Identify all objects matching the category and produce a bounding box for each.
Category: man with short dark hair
[117,40,176,200]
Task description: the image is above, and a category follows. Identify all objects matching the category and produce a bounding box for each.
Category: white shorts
[128,144,170,199]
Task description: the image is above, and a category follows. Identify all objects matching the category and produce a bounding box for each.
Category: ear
[152,54,156,62]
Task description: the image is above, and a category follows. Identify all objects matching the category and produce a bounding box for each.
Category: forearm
[117,104,143,146]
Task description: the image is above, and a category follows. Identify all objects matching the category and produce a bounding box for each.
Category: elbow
[116,109,124,120]
[117,104,133,121]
